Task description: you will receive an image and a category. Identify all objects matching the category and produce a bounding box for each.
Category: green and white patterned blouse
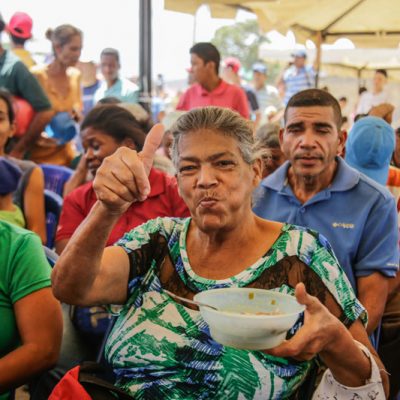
[105,217,366,400]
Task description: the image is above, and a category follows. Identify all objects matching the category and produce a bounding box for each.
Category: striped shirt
[283,65,315,105]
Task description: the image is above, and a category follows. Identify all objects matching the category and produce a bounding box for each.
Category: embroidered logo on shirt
[332,222,354,229]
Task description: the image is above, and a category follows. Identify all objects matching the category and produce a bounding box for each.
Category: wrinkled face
[373,72,387,92]
[81,127,123,176]
[100,54,120,83]
[190,53,215,86]
[261,147,286,178]
[55,35,82,67]
[281,106,344,180]
[176,129,261,233]
[253,71,266,89]
[0,99,15,153]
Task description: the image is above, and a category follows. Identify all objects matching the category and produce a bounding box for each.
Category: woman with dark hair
[0,89,46,243]
[55,104,189,254]
[29,24,83,166]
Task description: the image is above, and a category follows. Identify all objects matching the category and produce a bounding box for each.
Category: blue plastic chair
[44,189,63,249]
[40,164,74,197]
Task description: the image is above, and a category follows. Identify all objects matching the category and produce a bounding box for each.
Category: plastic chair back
[40,164,74,196]
[44,189,63,249]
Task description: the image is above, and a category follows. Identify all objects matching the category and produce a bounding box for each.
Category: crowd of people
[0,8,399,400]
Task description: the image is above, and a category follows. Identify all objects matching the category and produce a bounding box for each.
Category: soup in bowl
[194,287,305,350]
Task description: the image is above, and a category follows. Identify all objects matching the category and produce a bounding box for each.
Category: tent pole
[314,31,322,88]
[139,0,152,113]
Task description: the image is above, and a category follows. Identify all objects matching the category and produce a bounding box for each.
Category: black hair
[0,88,15,123]
[376,69,388,78]
[0,14,5,33]
[81,104,145,151]
[97,96,121,105]
[10,33,27,46]
[190,42,220,74]
[284,89,342,130]
[100,47,120,63]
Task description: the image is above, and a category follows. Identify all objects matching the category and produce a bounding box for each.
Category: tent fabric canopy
[164,0,400,48]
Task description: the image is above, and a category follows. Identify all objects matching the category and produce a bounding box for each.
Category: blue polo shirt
[253,157,399,291]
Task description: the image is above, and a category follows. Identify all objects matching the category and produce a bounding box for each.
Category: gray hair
[171,106,258,167]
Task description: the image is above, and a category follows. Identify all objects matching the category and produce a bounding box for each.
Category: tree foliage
[211,19,268,72]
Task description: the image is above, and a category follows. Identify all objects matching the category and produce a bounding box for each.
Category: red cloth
[56,168,189,246]
[176,80,250,119]
[48,366,92,400]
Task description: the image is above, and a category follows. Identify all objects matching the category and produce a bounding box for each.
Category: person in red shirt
[55,104,189,253]
[176,42,249,119]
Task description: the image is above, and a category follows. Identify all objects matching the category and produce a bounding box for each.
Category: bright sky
[1,0,255,80]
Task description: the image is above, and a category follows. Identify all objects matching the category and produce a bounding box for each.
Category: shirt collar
[198,79,227,96]
[261,157,360,193]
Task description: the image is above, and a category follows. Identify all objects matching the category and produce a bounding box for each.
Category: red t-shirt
[56,168,190,246]
[176,80,250,119]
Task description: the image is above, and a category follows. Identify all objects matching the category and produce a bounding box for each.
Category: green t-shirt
[0,50,51,111]
[0,205,25,228]
[0,221,51,400]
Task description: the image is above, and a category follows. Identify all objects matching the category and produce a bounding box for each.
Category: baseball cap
[0,157,22,195]
[292,49,307,58]
[223,57,241,74]
[45,112,78,145]
[6,12,33,39]
[345,116,395,185]
[252,62,267,74]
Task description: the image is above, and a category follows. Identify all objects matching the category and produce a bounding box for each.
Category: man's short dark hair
[376,69,387,78]
[101,47,120,63]
[284,89,342,130]
[190,42,220,74]
[10,33,27,46]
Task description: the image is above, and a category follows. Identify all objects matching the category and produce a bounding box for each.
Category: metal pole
[139,0,152,113]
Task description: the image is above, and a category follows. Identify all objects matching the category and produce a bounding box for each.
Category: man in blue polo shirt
[253,88,399,335]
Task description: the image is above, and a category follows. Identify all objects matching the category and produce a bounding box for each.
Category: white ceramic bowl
[194,288,305,350]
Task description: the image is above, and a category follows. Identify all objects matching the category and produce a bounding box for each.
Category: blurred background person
[222,57,260,125]
[252,62,283,125]
[0,12,53,160]
[94,48,139,104]
[255,123,285,178]
[6,11,35,68]
[356,69,392,115]
[0,89,46,243]
[30,24,83,166]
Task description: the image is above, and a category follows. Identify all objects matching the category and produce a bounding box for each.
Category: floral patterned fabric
[105,217,366,399]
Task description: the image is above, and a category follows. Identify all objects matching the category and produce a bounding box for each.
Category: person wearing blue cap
[345,116,400,400]
[252,62,283,125]
[278,49,316,105]
[254,89,399,340]
[345,116,395,185]
[0,156,25,227]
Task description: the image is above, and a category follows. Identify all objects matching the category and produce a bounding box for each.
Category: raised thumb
[139,123,165,175]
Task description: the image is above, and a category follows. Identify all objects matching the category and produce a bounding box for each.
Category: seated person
[0,89,46,243]
[0,157,25,227]
[55,104,189,254]
[0,220,62,399]
[52,107,388,399]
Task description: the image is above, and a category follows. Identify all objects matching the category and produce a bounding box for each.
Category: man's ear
[252,158,263,187]
[279,128,284,150]
[338,129,347,156]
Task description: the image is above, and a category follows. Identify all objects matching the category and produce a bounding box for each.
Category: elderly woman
[52,107,388,399]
